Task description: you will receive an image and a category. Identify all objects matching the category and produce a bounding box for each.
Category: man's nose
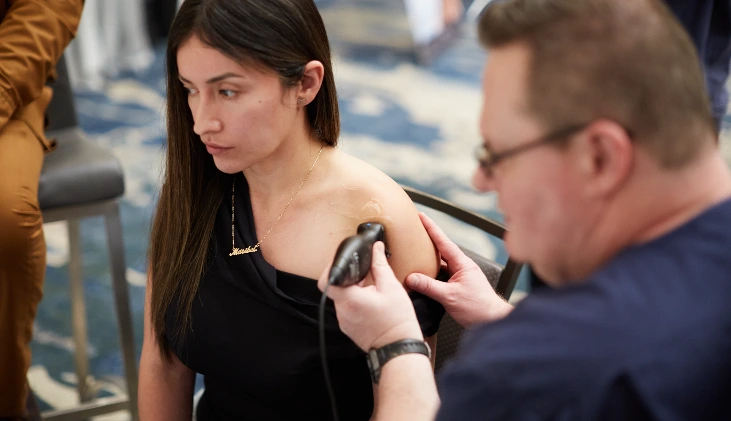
[192,102,223,136]
[472,167,496,193]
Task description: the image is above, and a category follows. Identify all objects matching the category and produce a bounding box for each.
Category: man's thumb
[370,242,395,278]
[405,273,446,302]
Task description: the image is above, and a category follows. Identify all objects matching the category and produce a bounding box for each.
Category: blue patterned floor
[29,16,731,417]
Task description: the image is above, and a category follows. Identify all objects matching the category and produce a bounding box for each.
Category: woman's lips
[205,144,233,155]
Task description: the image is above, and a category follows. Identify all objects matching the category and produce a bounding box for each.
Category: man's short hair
[479,0,716,168]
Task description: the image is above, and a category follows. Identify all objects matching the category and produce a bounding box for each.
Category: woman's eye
[185,87,198,95]
[220,90,236,98]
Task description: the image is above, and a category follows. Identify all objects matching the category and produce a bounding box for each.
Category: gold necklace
[230,145,324,256]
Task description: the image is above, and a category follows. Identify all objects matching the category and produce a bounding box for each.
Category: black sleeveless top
[166,174,446,421]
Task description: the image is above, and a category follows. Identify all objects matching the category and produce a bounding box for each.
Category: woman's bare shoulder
[325,150,439,282]
[327,151,410,203]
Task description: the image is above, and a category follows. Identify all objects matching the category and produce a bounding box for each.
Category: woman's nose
[193,118,222,136]
[192,101,223,136]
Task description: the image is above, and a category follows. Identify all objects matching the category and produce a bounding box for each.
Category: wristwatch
[366,339,431,384]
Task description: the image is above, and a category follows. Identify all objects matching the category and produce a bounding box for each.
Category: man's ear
[575,119,634,197]
[297,60,325,105]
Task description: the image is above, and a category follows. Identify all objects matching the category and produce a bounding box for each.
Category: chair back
[401,185,523,372]
[46,56,79,131]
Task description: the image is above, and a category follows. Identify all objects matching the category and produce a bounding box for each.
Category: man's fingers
[419,212,471,270]
[405,272,449,303]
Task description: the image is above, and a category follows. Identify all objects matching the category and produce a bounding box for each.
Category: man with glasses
[319,0,731,419]
[527,0,731,293]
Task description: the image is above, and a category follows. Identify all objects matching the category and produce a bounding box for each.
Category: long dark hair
[149,0,340,358]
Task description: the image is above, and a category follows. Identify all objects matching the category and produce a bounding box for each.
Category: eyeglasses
[475,123,589,177]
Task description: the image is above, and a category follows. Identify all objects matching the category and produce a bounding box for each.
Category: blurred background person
[0,0,83,419]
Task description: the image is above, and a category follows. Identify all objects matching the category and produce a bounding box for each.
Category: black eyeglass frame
[475,123,590,176]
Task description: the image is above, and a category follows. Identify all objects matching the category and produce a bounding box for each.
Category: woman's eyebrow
[178,72,245,84]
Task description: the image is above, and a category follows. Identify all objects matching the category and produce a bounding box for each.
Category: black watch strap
[366,339,431,384]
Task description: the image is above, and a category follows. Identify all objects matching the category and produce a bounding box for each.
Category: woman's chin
[212,159,242,175]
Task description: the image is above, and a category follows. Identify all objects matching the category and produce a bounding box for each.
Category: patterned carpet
[28,16,731,418]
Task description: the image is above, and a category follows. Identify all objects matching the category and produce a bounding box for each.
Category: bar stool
[37,57,139,421]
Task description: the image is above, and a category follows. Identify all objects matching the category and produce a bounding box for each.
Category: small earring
[297,97,306,106]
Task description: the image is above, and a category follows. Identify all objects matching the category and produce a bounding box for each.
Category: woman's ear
[298,60,325,105]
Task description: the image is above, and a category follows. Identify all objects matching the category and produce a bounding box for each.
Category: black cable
[320,280,340,421]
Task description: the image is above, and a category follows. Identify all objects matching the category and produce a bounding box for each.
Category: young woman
[138,1,441,419]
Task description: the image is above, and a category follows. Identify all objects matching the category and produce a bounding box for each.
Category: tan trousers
[0,119,46,417]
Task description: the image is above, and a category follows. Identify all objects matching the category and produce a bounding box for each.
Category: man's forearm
[374,354,440,421]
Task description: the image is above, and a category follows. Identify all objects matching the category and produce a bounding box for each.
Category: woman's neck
[243,132,326,203]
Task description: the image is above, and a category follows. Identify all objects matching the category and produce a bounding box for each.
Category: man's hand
[405,213,513,328]
[318,242,423,352]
